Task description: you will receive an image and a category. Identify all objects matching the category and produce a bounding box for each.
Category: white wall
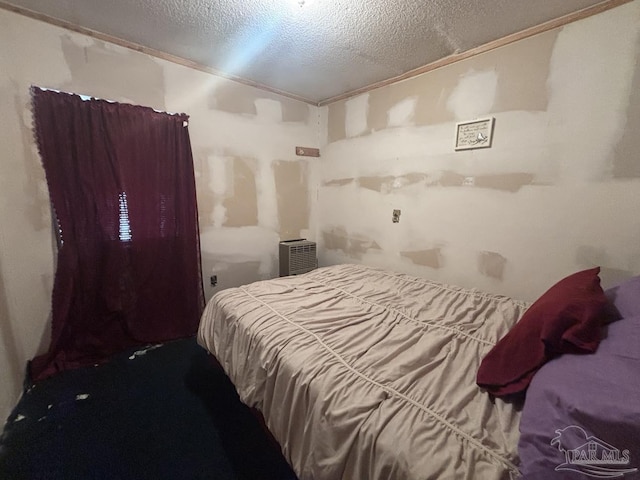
[314,2,640,302]
[0,8,318,421]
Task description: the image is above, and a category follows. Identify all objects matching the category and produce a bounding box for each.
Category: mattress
[197,264,529,480]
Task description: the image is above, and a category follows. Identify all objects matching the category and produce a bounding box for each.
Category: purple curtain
[30,88,204,381]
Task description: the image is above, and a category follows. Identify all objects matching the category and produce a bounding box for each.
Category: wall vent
[279,239,317,276]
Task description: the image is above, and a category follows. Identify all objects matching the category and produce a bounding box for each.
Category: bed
[197,264,528,480]
[197,263,640,480]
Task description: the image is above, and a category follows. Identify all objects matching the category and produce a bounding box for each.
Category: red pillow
[476,267,608,397]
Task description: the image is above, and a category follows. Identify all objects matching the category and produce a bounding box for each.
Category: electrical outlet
[392,209,401,223]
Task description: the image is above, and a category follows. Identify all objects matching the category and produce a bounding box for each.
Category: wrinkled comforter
[198,264,528,480]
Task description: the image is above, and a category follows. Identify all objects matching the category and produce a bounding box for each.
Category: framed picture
[454,117,494,151]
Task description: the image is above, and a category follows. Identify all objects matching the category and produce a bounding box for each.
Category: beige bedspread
[197,264,528,480]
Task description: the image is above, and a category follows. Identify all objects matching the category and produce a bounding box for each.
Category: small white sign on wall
[454,117,494,151]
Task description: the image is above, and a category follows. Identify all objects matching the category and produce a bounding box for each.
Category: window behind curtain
[30,87,204,381]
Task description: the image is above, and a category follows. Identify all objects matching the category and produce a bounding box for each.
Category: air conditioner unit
[279,239,317,276]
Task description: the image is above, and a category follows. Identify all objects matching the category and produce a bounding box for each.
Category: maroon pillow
[476,267,608,397]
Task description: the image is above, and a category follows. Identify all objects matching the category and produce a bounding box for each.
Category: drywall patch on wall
[255,161,280,232]
[323,178,354,187]
[60,36,166,110]
[478,251,507,280]
[358,173,427,193]
[438,171,466,187]
[326,169,531,195]
[547,5,639,183]
[281,100,311,124]
[366,50,476,129]
[491,30,556,113]
[387,96,418,128]
[358,176,395,193]
[611,34,640,178]
[208,154,231,228]
[195,151,239,229]
[1,10,73,87]
[322,227,381,259]
[327,100,346,143]
[222,157,258,227]
[474,173,535,192]
[274,160,309,240]
[14,88,50,232]
[255,98,283,123]
[415,31,556,127]
[209,81,309,123]
[322,227,348,252]
[400,173,428,187]
[192,149,215,227]
[446,69,498,120]
[437,171,534,192]
[401,248,443,269]
[403,172,427,183]
[410,68,458,127]
[345,94,369,138]
[210,82,257,116]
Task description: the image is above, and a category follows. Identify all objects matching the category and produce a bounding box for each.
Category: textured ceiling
[1,0,618,104]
